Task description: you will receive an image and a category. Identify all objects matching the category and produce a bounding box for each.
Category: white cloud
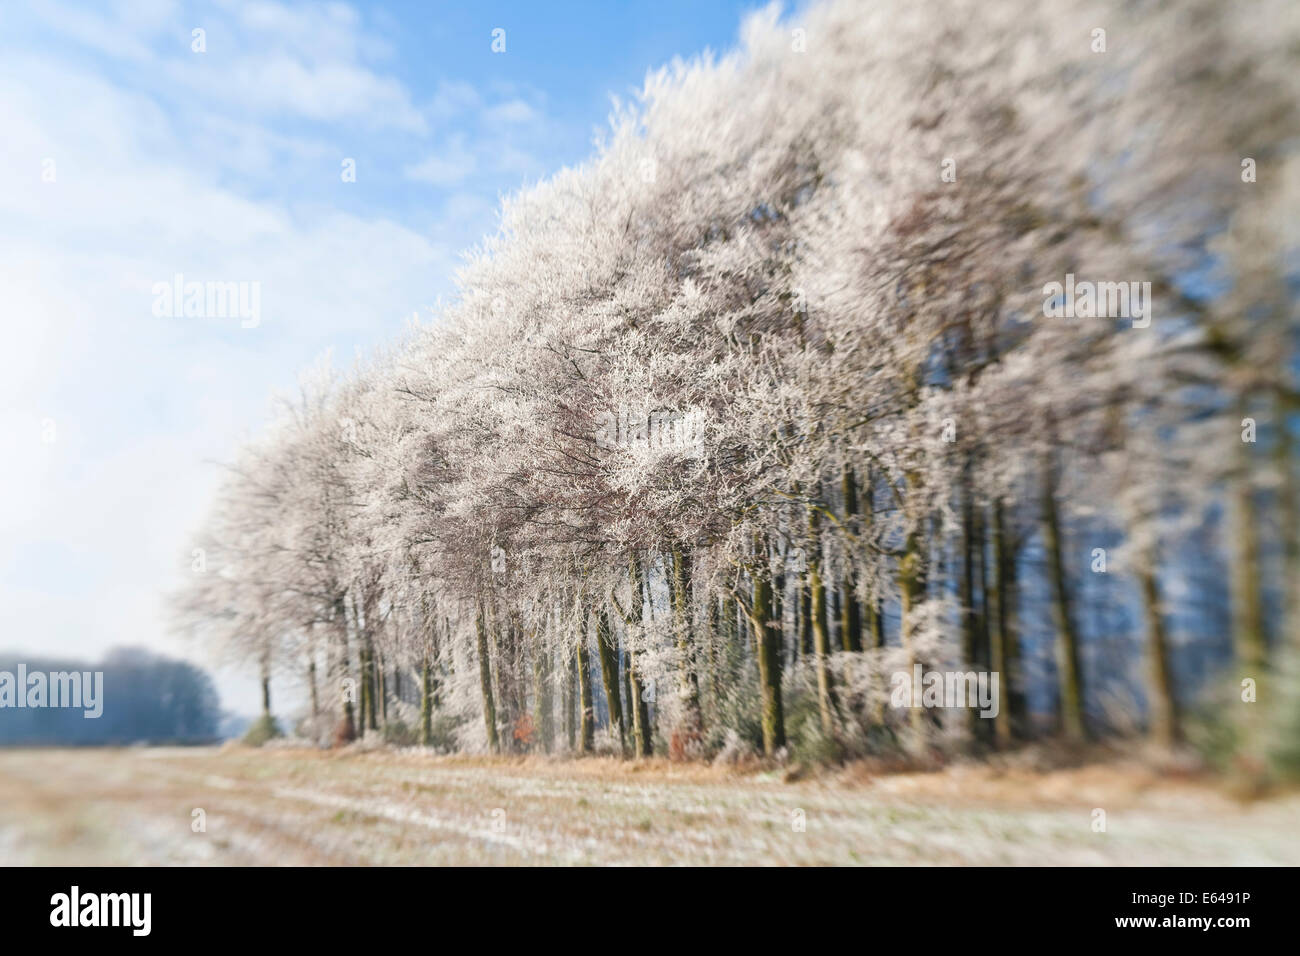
[11,0,429,133]
[425,80,482,122]
[176,55,428,132]
[232,0,393,63]
[403,135,477,186]
[484,98,540,126]
[492,145,544,178]
[15,0,172,62]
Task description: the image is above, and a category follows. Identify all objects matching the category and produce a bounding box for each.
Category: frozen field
[0,746,1296,866]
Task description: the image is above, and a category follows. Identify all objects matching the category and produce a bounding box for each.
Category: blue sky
[0,0,774,714]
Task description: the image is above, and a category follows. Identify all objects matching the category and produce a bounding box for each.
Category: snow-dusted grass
[0,747,1296,865]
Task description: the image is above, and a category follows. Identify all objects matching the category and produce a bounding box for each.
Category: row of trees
[176,0,1300,771]
[0,648,221,746]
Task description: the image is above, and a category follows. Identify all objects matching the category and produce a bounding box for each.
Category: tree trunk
[532,637,554,754]
[420,653,434,746]
[475,605,499,753]
[260,659,272,717]
[564,649,576,751]
[334,595,356,743]
[364,637,378,731]
[989,498,1016,746]
[308,655,319,721]
[670,545,703,734]
[1232,399,1267,674]
[752,535,786,755]
[705,596,722,714]
[576,620,595,755]
[959,466,978,740]
[724,589,742,684]
[807,507,839,736]
[627,556,654,758]
[961,472,991,744]
[1138,544,1179,748]
[1041,450,1085,741]
[621,645,634,749]
[798,578,811,659]
[349,596,369,734]
[839,465,864,652]
[863,473,886,651]
[974,506,991,671]
[897,475,925,734]
[1277,389,1300,650]
[1231,394,1267,774]
[595,607,626,755]
[357,643,370,734]
[492,607,515,749]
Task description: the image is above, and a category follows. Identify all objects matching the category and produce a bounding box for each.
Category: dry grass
[0,745,1296,865]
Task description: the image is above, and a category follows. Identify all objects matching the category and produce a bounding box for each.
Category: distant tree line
[0,647,221,746]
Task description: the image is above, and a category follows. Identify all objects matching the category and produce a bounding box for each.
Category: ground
[0,746,1296,865]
